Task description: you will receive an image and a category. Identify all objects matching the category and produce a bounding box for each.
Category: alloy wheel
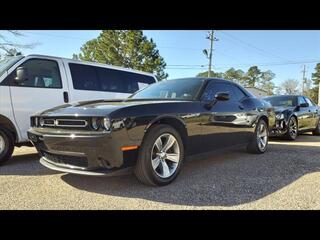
[0,135,5,155]
[257,123,268,151]
[151,133,180,178]
[289,118,297,138]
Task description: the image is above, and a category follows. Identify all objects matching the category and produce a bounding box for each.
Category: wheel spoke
[162,135,176,152]
[154,138,163,152]
[166,153,179,163]
[161,160,170,178]
[0,136,5,154]
[151,157,161,169]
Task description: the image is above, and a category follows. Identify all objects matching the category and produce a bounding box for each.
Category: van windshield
[0,56,24,78]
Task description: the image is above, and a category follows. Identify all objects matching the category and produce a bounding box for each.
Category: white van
[0,54,157,163]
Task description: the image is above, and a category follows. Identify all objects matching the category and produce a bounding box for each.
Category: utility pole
[203,30,218,77]
[208,30,214,77]
[302,65,307,95]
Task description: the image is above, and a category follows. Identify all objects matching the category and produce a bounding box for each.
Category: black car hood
[273,106,295,114]
[38,99,191,117]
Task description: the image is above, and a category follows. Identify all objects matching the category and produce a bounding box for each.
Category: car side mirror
[204,91,230,109]
[299,103,309,108]
[14,67,29,84]
[215,92,230,101]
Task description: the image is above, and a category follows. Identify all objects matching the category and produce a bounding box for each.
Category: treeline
[197,66,275,95]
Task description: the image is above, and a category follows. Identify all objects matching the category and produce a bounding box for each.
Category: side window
[201,82,234,102]
[298,97,307,106]
[96,67,155,93]
[230,85,247,101]
[11,59,62,88]
[304,97,314,106]
[69,63,99,91]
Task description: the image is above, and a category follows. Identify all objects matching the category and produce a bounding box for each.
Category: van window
[11,59,62,88]
[69,63,156,93]
[69,64,99,91]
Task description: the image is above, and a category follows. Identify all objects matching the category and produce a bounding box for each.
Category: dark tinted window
[130,78,204,100]
[201,82,245,102]
[11,59,62,88]
[298,96,307,105]
[304,97,314,106]
[69,63,156,93]
[230,85,247,101]
[69,64,99,91]
[263,96,298,107]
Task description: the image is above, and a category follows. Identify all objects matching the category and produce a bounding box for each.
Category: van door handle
[63,91,69,103]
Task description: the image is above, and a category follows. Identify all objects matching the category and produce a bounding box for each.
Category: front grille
[40,118,88,128]
[42,151,88,168]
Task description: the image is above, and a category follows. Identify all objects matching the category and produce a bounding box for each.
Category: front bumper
[28,128,139,176]
[269,119,288,136]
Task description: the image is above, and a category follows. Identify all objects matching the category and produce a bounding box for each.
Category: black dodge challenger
[28,78,275,186]
[263,95,320,140]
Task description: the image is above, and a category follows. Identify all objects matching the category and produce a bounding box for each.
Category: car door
[296,96,310,131]
[7,58,69,141]
[200,81,252,153]
[304,97,318,129]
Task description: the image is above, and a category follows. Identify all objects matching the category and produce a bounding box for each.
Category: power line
[219,31,289,62]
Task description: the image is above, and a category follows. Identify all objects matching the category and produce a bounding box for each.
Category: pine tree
[76,30,168,80]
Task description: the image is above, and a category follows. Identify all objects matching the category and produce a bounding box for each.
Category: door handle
[63,91,69,103]
[238,104,244,110]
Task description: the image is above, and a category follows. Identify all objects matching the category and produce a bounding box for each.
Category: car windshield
[0,56,23,78]
[263,96,297,107]
[129,78,205,100]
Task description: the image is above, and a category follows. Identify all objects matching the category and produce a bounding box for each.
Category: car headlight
[276,113,285,120]
[102,117,111,131]
[34,117,39,127]
[91,117,100,130]
[39,117,44,127]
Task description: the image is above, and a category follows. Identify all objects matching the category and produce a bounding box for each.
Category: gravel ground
[0,133,320,210]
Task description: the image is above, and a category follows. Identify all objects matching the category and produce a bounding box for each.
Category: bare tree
[0,31,37,57]
[281,79,299,95]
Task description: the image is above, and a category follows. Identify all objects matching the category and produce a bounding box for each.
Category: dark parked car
[262,95,320,140]
[28,78,275,186]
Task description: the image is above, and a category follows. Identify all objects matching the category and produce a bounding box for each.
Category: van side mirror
[14,67,29,84]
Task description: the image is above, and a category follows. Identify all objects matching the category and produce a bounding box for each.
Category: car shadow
[0,153,59,176]
[61,135,320,207]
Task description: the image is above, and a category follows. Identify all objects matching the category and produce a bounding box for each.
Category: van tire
[0,127,14,165]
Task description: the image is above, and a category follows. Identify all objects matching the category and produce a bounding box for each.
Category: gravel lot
[1,133,320,210]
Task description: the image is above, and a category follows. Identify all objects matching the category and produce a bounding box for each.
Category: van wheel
[0,127,14,165]
[247,119,268,154]
[134,124,184,186]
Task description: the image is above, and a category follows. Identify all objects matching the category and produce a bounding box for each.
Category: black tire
[134,124,184,186]
[247,119,268,154]
[0,126,14,165]
[312,119,320,136]
[284,116,298,140]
